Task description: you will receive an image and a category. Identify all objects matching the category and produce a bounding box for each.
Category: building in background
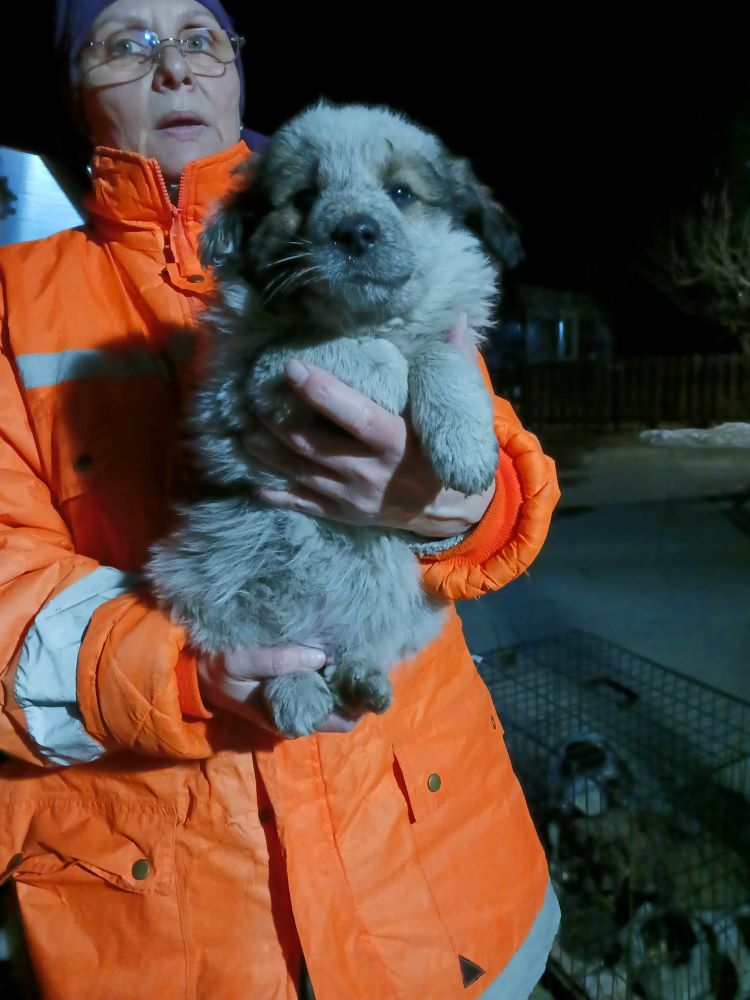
[490,285,614,372]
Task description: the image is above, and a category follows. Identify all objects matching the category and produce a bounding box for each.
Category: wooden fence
[491,355,750,428]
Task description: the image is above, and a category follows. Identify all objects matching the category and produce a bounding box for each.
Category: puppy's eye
[292,188,317,214]
[387,184,416,207]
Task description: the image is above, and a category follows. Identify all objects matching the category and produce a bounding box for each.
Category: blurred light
[0,147,83,246]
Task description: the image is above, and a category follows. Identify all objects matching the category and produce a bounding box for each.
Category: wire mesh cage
[476,631,750,1000]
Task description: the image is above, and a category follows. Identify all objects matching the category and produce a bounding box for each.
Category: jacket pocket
[33,376,178,506]
[0,797,187,1000]
[391,676,507,825]
[31,375,181,568]
[0,796,174,893]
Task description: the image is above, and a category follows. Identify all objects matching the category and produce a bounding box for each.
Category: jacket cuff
[175,649,215,720]
[410,449,521,560]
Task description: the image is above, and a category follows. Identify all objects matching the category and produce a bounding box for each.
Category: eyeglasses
[81,27,245,80]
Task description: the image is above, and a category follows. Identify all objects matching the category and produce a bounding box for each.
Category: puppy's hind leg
[323,661,392,716]
[261,670,335,738]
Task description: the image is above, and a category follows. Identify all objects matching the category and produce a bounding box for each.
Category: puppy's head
[203,102,521,324]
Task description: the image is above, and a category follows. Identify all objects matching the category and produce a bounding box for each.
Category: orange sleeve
[76,595,219,757]
[0,331,218,763]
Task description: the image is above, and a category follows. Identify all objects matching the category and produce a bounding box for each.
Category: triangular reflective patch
[458,954,486,987]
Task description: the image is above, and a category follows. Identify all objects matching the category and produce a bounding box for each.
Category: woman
[0,1,561,997]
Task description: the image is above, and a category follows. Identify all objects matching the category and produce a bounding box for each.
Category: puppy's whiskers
[261,252,312,272]
[261,265,322,306]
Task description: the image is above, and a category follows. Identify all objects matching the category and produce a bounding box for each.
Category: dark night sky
[4,9,750,356]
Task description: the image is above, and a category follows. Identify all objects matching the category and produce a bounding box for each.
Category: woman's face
[78,0,242,183]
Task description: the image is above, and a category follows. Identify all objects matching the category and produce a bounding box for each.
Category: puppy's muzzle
[331,214,381,257]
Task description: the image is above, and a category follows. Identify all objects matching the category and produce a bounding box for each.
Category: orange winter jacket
[0,140,561,1000]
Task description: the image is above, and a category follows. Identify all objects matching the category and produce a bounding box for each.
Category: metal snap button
[132,858,151,880]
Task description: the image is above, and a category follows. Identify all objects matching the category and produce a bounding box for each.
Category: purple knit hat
[54,0,247,117]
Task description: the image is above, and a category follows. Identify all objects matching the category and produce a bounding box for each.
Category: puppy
[146,102,521,737]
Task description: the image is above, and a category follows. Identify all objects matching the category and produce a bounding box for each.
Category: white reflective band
[15,348,168,389]
[479,880,560,999]
[15,566,138,766]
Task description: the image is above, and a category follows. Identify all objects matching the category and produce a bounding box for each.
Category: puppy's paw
[426,420,499,496]
[262,670,335,737]
[324,663,392,715]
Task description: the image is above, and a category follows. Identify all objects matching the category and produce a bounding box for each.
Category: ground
[459,430,750,703]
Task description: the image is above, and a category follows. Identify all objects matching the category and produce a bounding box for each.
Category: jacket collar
[87,140,250,236]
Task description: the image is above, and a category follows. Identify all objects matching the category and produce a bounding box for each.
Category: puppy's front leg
[409,345,498,496]
[250,338,409,424]
[306,338,409,414]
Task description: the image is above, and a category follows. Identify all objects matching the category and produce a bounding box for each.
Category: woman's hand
[197,645,365,736]
[244,313,496,538]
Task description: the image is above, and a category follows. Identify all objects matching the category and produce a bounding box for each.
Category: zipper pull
[161,207,209,289]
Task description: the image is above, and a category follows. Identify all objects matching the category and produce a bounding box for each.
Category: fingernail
[301,648,326,669]
[285,359,310,386]
[257,489,285,506]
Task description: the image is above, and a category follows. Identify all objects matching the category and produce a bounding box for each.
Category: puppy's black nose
[331,215,380,256]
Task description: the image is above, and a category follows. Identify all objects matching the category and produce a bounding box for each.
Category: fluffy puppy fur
[146,102,521,737]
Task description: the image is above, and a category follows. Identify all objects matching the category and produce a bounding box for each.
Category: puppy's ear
[450,157,524,269]
[200,159,265,276]
[200,202,244,273]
